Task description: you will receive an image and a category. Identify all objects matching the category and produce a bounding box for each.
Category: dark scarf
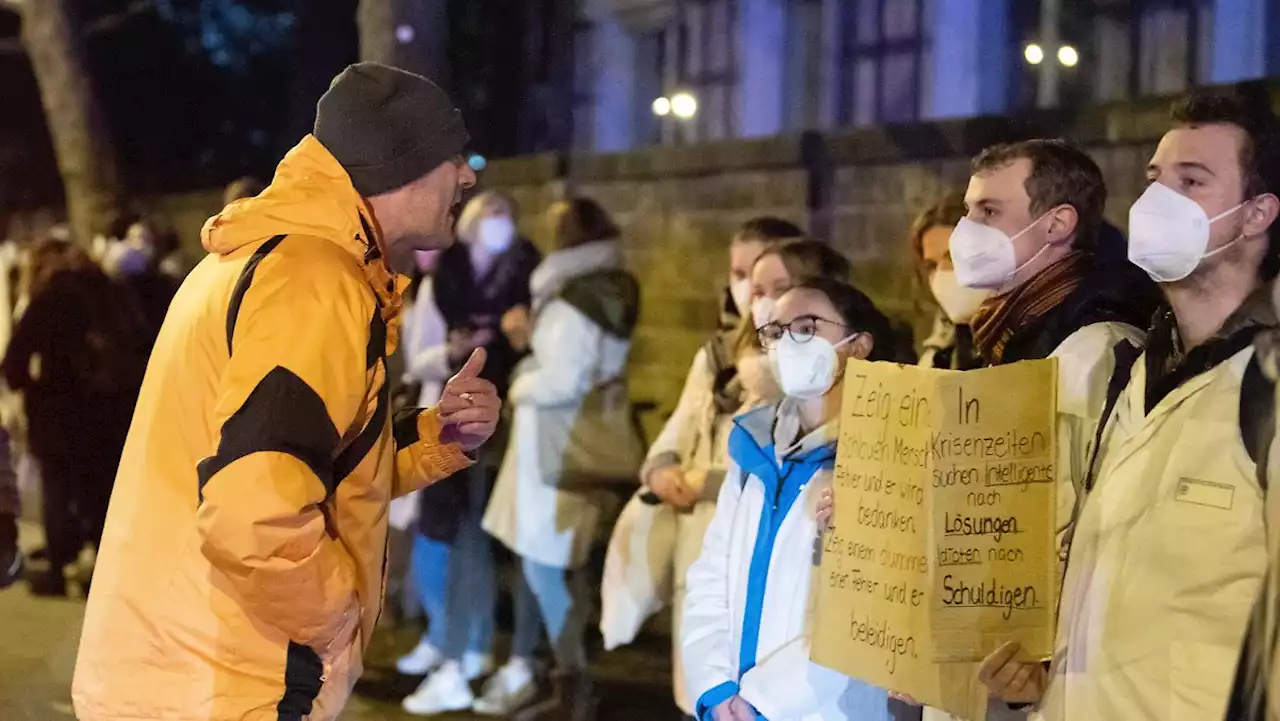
[971,252,1090,365]
[1143,285,1277,413]
[705,287,744,414]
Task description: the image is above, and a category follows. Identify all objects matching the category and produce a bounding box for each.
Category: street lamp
[1057,45,1079,68]
[652,96,671,117]
[670,91,698,119]
[1024,43,1045,65]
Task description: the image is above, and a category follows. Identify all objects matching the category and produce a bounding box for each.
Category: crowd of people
[1,60,1277,721]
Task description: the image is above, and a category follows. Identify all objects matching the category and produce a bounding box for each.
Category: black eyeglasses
[757,315,849,348]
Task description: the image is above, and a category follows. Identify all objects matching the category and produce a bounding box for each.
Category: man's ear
[849,333,875,361]
[1244,193,1280,240]
[1048,204,1079,246]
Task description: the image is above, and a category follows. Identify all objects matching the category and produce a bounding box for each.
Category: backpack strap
[1240,352,1274,492]
[1085,339,1143,493]
[1058,339,1142,565]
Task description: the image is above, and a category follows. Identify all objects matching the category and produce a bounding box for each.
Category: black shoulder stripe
[367,310,387,370]
[277,641,324,719]
[226,234,287,354]
[333,308,391,481]
[393,408,423,450]
[333,375,389,483]
[197,366,340,504]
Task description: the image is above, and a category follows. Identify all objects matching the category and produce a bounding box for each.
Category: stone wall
[482,83,1280,428]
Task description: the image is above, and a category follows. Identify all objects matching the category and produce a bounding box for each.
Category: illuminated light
[395,24,415,44]
[467,154,487,172]
[1024,43,1044,65]
[652,96,671,117]
[1058,45,1079,68]
[670,91,698,119]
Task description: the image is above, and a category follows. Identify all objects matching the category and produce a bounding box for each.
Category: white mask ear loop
[1200,199,1253,261]
[999,209,1058,291]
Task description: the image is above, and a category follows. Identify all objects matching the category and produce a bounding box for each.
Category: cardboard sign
[811,358,1059,720]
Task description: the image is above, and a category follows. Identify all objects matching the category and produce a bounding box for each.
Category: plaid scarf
[971,251,1089,365]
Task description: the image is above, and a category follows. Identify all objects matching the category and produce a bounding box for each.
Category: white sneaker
[472,659,538,716]
[396,640,444,675]
[461,651,496,681]
[402,662,476,715]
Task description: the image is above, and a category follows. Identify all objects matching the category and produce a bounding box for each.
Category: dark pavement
[0,523,685,721]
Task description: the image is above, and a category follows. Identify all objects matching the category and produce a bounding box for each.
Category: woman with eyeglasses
[682,278,895,721]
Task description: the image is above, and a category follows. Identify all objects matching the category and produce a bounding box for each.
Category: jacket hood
[202,135,380,261]
[530,239,622,310]
[201,136,409,346]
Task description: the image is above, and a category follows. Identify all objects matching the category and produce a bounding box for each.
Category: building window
[1095,0,1203,100]
[661,0,739,144]
[784,0,824,131]
[1010,0,1205,107]
[836,0,926,127]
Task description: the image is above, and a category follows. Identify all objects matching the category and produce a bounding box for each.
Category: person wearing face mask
[819,140,1156,721]
[398,190,540,714]
[604,217,799,717]
[683,278,895,721]
[977,91,1280,721]
[911,194,986,371]
[736,239,856,405]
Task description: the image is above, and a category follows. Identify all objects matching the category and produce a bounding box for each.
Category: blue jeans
[412,470,496,658]
[510,556,591,670]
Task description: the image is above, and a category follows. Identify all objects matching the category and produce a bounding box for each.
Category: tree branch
[0,0,153,54]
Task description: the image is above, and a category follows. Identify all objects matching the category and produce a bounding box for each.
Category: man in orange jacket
[72,63,501,721]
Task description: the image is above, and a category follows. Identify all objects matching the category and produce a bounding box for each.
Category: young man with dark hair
[979,89,1280,721]
[820,139,1158,721]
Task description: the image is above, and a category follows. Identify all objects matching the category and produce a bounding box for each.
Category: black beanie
[314,62,469,198]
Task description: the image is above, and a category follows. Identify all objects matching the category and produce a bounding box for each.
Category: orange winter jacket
[72,136,472,721]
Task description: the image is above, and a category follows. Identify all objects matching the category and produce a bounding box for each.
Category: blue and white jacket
[681,400,891,721]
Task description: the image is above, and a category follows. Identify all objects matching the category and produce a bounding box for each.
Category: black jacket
[417,238,540,541]
[998,254,1160,364]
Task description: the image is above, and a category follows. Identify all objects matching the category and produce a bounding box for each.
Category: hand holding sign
[977,641,1047,705]
[438,348,501,451]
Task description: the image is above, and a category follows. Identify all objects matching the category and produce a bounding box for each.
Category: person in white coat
[480,197,641,721]
[398,192,541,715]
[684,277,897,721]
[979,90,1280,721]
[385,250,448,624]
[826,139,1157,721]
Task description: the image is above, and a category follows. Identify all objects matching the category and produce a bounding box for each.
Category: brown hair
[1171,88,1280,279]
[548,197,619,251]
[734,239,853,357]
[971,139,1106,253]
[759,239,852,284]
[907,193,967,277]
[734,216,804,245]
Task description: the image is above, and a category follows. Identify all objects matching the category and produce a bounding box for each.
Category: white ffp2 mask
[949,214,1052,291]
[730,279,753,317]
[769,333,859,400]
[1128,182,1251,282]
[477,217,516,254]
[929,269,992,324]
[751,296,777,329]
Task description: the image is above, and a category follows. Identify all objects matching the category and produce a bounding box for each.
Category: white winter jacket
[483,240,633,569]
[389,277,450,532]
[1037,329,1270,720]
[921,320,1142,721]
[683,400,891,721]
